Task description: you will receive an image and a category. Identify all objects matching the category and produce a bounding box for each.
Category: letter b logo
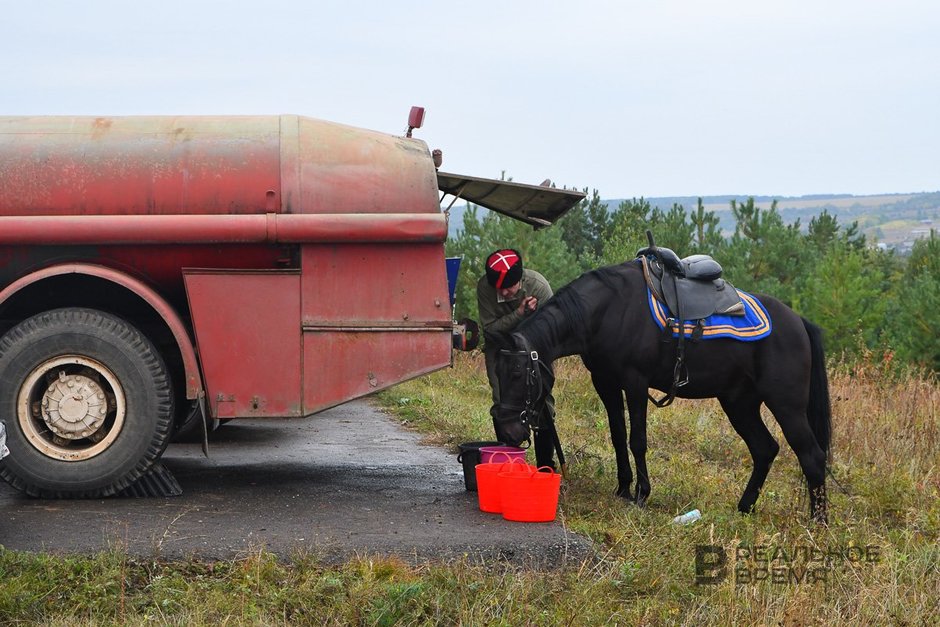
[695,545,727,585]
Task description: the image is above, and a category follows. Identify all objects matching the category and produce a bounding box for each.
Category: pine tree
[723,198,803,303]
[601,198,656,264]
[800,245,888,358]
[557,188,612,269]
[885,231,940,372]
[690,198,723,254]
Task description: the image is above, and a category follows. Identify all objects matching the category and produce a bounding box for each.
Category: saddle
[636,246,744,322]
[635,231,744,407]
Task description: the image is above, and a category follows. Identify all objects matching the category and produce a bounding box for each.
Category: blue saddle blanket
[647,288,772,341]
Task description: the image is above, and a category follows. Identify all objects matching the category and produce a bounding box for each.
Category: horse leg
[718,393,780,514]
[765,398,828,523]
[625,392,651,506]
[533,389,557,469]
[533,430,554,468]
[592,374,632,498]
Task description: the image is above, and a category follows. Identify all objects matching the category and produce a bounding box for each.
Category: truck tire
[0,308,173,497]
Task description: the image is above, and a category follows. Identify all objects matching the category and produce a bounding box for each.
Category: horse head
[493,332,553,447]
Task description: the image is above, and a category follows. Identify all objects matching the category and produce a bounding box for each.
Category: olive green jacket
[476,268,553,341]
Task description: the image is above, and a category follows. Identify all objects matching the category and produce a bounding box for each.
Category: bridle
[497,337,554,436]
[496,334,567,476]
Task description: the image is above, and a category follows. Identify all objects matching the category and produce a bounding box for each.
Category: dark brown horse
[492,260,832,521]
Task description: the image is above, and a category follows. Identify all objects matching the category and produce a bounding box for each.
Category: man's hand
[518,296,538,315]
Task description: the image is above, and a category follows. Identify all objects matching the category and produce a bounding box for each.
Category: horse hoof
[737,502,756,515]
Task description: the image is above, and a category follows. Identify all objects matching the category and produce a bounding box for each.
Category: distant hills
[446,191,940,251]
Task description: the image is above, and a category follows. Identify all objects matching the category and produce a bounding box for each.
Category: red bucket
[499,466,561,522]
[475,459,534,514]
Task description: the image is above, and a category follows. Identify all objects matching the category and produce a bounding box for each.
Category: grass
[380,352,939,624]
[1,352,937,625]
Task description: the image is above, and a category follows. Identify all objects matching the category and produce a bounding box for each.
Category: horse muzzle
[493,406,531,448]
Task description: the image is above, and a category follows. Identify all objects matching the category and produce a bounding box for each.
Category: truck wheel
[0,308,173,497]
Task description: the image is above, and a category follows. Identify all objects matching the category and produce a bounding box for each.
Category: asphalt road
[0,400,591,566]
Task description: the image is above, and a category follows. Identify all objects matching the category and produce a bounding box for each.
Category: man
[476,248,556,465]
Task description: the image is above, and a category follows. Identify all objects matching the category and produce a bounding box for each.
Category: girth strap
[636,251,688,407]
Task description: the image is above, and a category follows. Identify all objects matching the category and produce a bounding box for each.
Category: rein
[502,336,567,477]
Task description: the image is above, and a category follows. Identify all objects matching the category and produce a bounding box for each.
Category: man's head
[485,249,524,300]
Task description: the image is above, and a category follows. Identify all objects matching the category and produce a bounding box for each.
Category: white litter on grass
[672,509,702,525]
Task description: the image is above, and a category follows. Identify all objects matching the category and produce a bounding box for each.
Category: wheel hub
[18,354,126,462]
[41,371,109,440]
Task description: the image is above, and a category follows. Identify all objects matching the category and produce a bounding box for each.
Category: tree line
[446,191,940,374]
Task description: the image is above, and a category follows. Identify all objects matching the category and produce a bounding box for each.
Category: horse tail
[802,317,832,461]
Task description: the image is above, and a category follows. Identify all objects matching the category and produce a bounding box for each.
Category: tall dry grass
[377,350,939,625]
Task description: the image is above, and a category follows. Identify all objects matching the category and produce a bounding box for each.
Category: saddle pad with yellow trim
[647,288,772,341]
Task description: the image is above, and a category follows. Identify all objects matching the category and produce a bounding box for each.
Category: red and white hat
[485,249,523,289]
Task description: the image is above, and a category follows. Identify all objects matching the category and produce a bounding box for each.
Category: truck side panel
[302,330,450,414]
[300,244,450,326]
[300,243,451,414]
[184,270,302,418]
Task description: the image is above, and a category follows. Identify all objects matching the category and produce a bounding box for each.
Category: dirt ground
[0,400,591,566]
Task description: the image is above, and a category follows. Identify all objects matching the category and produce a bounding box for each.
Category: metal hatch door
[437,172,585,228]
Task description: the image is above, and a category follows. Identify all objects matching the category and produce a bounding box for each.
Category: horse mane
[515,262,636,351]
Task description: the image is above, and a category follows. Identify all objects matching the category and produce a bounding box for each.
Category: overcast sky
[2,0,937,199]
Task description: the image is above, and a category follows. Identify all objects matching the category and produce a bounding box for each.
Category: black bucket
[457,441,503,491]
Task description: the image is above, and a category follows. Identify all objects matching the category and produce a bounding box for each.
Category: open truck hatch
[438,171,585,228]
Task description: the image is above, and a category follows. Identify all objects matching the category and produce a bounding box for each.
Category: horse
[492,259,832,522]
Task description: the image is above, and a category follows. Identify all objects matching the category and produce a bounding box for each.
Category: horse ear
[484,330,515,351]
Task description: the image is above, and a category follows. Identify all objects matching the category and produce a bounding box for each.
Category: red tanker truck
[0,109,583,497]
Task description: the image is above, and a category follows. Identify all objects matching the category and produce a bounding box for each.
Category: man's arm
[519,271,553,316]
[527,272,553,305]
[477,279,524,335]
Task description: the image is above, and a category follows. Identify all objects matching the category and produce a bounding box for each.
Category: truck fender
[0,263,203,400]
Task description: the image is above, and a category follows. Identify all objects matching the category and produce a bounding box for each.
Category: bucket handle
[457,442,507,463]
[498,459,532,472]
[458,450,503,463]
[486,450,524,464]
[460,452,521,463]
[532,465,559,477]
[500,465,559,481]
